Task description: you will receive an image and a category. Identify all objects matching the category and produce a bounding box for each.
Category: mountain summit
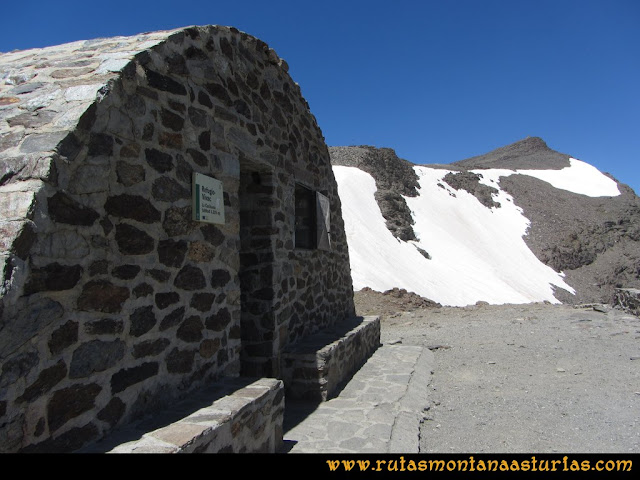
[330,139,640,306]
[452,136,571,171]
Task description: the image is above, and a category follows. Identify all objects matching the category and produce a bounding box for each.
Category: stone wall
[613,288,640,317]
[282,316,381,401]
[0,25,354,452]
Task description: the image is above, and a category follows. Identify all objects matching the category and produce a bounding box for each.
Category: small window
[295,184,316,249]
[294,184,331,250]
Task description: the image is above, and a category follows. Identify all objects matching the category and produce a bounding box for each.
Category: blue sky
[2,0,639,193]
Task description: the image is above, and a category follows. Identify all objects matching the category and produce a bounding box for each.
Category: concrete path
[280,343,434,453]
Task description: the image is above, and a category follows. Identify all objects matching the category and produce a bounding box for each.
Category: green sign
[192,172,225,224]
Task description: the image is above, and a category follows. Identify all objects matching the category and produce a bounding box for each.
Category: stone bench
[281,316,381,402]
[80,377,284,453]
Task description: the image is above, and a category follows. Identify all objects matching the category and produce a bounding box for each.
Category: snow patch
[473,158,620,197]
[334,165,576,307]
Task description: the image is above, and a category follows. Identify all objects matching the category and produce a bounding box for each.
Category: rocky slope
[328,146,420,241]
[329,138,640,305]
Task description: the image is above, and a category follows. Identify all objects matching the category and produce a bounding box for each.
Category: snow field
[334,158,621,306]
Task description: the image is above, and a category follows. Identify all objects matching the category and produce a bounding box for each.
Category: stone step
[281,316,381,402]
[80,377,284,453]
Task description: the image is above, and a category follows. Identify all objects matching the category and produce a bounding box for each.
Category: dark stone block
[201,224,224,246]
[112,264,141,280]
[188,106,207,128]
[57,133,82,161]
[155,291,180,309]
[177,316,204,343]
[24,263,83,295]
[48,321,78,355]
[133,282,153,298]
[85,318,124,335]
[97,398,126,427]
[210,269,231,288]
[115,223,154,255]
[147,269,171,282]
[160,108,185,132]
[0,401,6,418]
[187,148,208,167]
[105,194,161,223]
[165,53,187,75]
[219,37,233,61]
[145,148,173,173]
[69,340,125,378]
[198,90,213,109]
[152,177,189,202]
[174,265,206,291]
[185,45,207,60]
[166,348,195,374]
[246,72,259,90]
[88,133,114,157]
[144,68,187,96]
[17,360,67,403]
[190,292,215,312]
[77,102,97,132]
[205,307,231,331]
[47,383,101,432]
[111,362,159,394]
[204,82,231,105]
[160,306,185,331]
[77,280,130,313]
[198,130,210,151]
[130,306,156,337]
[133,338,170,358]
[157,239,187,268]
[48,192,99,226]
[225,78,238,97]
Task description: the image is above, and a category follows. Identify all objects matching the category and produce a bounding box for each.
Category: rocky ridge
[329,146,419,241]
[330,138,640,305]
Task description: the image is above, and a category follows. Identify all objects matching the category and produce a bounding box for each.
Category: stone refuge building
[0,25,361,452]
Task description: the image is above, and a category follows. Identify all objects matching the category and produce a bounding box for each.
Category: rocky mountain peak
[452,136,572,171]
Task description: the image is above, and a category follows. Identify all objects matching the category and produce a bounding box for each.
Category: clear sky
[2,0,638,194]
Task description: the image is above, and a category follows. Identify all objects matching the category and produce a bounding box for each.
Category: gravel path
[379,303,640,453]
